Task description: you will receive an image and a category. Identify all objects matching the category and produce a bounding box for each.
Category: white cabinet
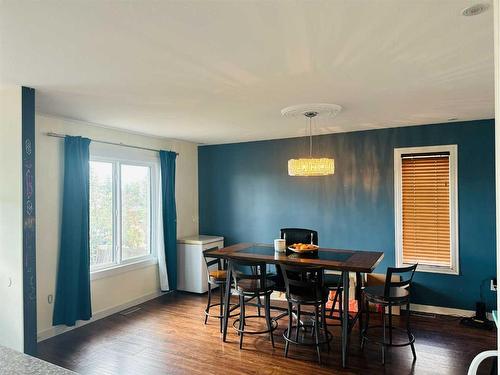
[177,235,224,293]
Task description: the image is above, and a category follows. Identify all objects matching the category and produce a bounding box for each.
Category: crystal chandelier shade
[284,109,337,177]
[288,158,335,176]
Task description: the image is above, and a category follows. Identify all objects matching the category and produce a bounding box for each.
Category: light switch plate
[490,279,497,292]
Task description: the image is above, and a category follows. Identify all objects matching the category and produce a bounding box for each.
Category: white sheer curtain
[156,164,169,291]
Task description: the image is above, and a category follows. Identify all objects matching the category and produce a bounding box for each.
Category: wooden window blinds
[401,153,451,267]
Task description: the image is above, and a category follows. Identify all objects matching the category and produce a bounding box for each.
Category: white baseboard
[403,303,493,320]
[37,290,165,342]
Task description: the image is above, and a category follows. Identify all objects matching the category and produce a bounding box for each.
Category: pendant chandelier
[282,104,341,177]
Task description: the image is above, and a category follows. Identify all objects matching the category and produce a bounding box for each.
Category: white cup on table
[274,238,286,252]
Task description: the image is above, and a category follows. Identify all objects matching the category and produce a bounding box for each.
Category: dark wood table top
[206,243,384,273]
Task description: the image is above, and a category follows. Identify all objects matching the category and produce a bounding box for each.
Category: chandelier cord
[309,116,312,157]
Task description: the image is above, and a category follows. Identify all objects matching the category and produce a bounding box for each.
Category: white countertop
[177,235,224,245]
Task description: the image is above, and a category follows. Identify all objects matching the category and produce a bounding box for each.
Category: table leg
[222,267,232,342]
[342,271,350,368]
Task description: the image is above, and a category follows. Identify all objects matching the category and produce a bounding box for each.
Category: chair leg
[204,283,212,325]
[285,302,293,358]
[382,306,386,365]
[388,303,393,345]
[322,302,331,352]
[361,297,369,351]
[236,294,242,337]
[407,302,416,360]
[314,305,322,365]
[257,296,262,317]
[356,275,363,340]
[239,294,245,349]
[338,287,343,322]
[219,285,224,333]
[329,288,339,318]
[295,304,301,343]
[321,302,327,329]
[264,294,275,348]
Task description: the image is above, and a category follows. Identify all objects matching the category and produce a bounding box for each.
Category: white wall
[0,86,24,351]
[36,114,199,339]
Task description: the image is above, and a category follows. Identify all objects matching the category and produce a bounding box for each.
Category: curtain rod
[46,132,179,156]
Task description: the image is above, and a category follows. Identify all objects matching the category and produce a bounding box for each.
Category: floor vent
[119,307,142,316]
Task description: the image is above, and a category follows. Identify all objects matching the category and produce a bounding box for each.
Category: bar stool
[280,227,318,247]
[280,264,332,364]
[202,249,237,332]
[361,264,418,364]
[229,259,277,349]
[270,227,319,292]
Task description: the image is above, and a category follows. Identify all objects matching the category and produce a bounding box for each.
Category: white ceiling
[0,0,494,144]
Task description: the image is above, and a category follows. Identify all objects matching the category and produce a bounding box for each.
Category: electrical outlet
[490,278,497,292]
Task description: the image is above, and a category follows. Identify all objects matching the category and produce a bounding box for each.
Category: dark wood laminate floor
[37,292,496,375]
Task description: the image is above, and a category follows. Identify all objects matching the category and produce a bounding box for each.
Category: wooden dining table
[205,243,384,368]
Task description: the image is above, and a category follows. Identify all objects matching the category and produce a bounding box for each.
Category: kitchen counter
[0,345,75,374]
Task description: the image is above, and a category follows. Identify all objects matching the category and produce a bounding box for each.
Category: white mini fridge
[177,235,224,293]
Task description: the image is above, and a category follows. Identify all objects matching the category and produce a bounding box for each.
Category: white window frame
[89,143,160,280]
[394,145,459,275]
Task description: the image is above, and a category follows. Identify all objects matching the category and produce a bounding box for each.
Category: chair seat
[364,285,409,304]
[236,279,275,294]
[288,288,329,304]
[324,273,343,289]
[209,270,227,282]
[267,274,286,292]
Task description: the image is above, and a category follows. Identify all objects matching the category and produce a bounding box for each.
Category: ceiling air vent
[461,4,489,16]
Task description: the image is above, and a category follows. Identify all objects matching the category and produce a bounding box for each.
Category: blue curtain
[53,136,92,326]
[160,151,177,290]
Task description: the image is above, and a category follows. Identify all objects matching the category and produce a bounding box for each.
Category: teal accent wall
[198,120,496,311]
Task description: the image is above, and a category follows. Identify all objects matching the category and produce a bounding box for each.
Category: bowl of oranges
[288,243,319,253]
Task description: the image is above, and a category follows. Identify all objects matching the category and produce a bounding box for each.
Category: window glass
[121,164,151,260]
[90,161,114,269]
[89,153,156,273]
